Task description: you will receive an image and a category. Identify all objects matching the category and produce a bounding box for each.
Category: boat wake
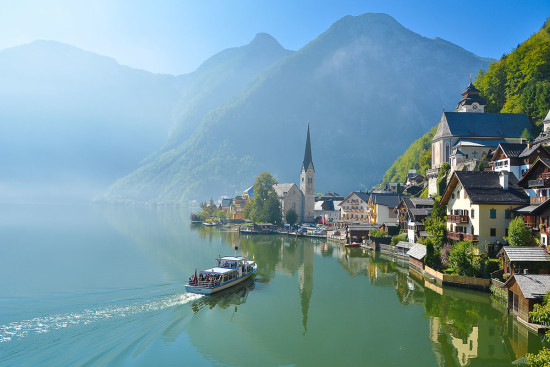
[0,292,203,343]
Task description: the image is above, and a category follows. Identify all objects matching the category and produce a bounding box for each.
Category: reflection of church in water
[276,238,314,334]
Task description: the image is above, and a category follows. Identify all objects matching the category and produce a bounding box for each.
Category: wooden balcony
[448,231,478,242]
[448,215,469,224]
[530,196,549,205]
[528,178,550,188]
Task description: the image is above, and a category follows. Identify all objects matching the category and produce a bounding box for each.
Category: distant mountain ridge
[100,13,492,203]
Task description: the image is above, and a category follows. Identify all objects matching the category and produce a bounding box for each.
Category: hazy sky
[1,0,549,75]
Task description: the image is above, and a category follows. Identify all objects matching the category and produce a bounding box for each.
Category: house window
[490,228,496,237]
[490,209,496,219]
[505,209,511,219]
[471,209,475,219]
[452,193,455,199]
[505,228,509,236]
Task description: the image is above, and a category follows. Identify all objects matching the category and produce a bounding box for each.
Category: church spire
[302,122,314,172]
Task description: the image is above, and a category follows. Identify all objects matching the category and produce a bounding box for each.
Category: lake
[0,204,547,366]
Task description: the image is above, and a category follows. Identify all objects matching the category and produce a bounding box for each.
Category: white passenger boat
[185,255,257,295]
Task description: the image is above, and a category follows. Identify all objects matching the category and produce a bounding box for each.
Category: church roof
[302,123,314,172]
[433,112,531,141]
[273,183,299,198]
[544,109,550,123]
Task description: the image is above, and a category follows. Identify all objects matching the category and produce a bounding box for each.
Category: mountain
[163,33,294,152]
[0,40,186,202]
[101,13,492,203]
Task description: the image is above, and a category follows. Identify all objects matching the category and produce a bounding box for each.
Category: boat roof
[202,267,236,274]
[218,256,247,261]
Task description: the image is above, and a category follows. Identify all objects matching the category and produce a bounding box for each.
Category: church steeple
[456,81,486,113]
[300,122,315,223]
[302,122,315,172]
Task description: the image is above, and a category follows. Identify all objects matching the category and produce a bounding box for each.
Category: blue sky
[1,0,549,75]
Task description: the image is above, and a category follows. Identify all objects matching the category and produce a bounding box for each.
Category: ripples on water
[0,292,203,343]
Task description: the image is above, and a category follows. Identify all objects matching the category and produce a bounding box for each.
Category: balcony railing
[448,215,469,224]
[528,178,550,188]
[448,231,478,242]
[530,197,549,205]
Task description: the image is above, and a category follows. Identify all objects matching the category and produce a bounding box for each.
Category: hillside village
[196,82,550,335]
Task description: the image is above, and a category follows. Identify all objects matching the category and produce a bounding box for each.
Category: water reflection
[340,248,548,366]
[98,205,548,366]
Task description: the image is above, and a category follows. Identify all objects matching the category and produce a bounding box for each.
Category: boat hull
[185,267,257,295]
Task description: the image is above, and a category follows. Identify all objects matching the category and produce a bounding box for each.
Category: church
[427,82,532,196]
[273,123,316,223]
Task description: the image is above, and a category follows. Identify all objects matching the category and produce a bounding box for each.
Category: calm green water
[0,204,547,366]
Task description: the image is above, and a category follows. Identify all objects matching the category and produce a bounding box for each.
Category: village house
[440,171,529,253]
[505,274,550,324]
[516,158,550,246]
[230,195,248,220]
[314,198,342,223]
[406,170,424,187]
[366,192,408,225]
[490,142,550,180]
[427,82,532,196]
[499,246,550,276]
[396,197,434,242]
[340,191,370,222]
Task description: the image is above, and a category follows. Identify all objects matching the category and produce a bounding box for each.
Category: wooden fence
[424,266,490,290]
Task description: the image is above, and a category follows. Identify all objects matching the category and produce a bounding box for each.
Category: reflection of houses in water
[426,285,520,366]
[275,237,314,334]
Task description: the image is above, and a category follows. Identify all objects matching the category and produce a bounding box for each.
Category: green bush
[391,233,408,246]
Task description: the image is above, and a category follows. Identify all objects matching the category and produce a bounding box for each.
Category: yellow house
[441,171,529,253]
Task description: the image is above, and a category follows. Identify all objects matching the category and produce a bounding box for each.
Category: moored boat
[186,255,257,295]
[345,242,361,248]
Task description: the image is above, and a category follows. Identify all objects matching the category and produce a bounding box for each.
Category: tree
[527,292,550,366]
[506,217,536,246]
[436,163,451,196]
[245,172,282,225]
[448,241,474,276]
[285,208,298,226]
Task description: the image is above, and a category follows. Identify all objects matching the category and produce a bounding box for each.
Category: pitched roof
[518,158,550,187]
[409,198,435,207]
[509,274,550,299]
[441,171,529,206]
[407,244,426,260]
[457,82,486,109]
[503,246,550,263]
[302,123,314,172]
[342,191,370,204]
[396,241,415,250]
[433,112,531,141]
[493,143,527,159]
[519,143,547,158]
[273,183,298,198]
[544,109,550,123]
[371,193,409,209]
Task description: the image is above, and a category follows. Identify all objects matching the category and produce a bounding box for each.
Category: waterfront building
[340,191,370,222]
[366,192,408,225]
[505,274,550,323]
[531,109,550,145]
[427,82,531,196]
[396,197,434,242]
[273,183,304,222]
[440,171,529,253]
[499,246,550,276]
[314,199,342,223]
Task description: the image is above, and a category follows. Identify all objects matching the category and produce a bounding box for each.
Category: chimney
[528,141,533,149]
[499,171,509,190]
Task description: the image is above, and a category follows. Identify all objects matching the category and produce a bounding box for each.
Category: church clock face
[472,103,478,110]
